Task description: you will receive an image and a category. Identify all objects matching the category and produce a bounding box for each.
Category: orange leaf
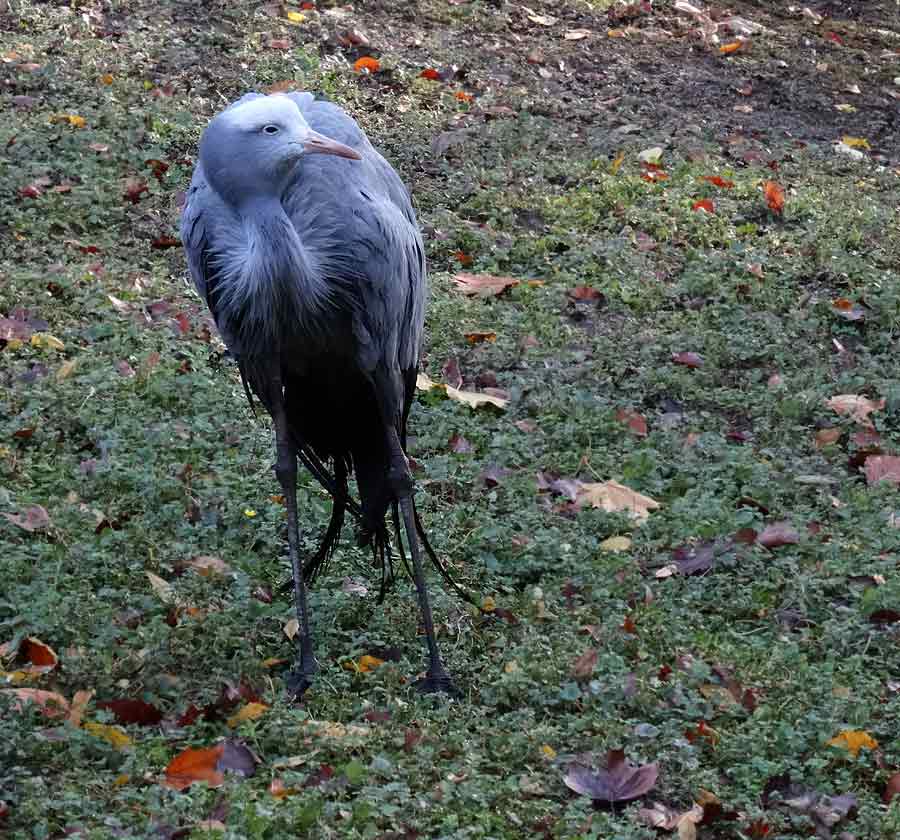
[21,638,58,669]
[702,175,734,188]
[464,331,497,345]
[454,91,474,102]
[692,198,715,213]
[420,68,441,80]
[353,56,380,73]
[762,180,785,214]
[719,41,742,54]
[615,409,648,437]
[827,729,878,756]
[453,251,473,266]
[164,744,225,790]
[343,654,385,673]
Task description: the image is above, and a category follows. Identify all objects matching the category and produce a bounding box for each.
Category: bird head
[199,95,361,204]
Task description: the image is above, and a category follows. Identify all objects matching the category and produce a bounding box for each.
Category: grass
[2,0,900,837]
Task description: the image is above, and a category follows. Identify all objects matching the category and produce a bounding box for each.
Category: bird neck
[231,197,329,351]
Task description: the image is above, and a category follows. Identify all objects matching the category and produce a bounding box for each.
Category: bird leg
[271,401,318,698]
[387,432,457,696]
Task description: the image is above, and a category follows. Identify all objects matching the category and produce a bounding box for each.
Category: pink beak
[302,129,361,160]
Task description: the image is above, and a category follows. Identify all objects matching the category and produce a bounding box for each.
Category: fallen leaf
[343,654,385,674]
[420,68,441,80]
[464,331,496,345]
[638,802,704,835]
[283,618,299,640]
[831,298,866,321]
[814,428,842,448]
[123,177,149,204]
[416,372,508,410]
[702,175,735,188]
[527,11,557,25]
[564,28,592,39]
[615,409,648,436]
[3,505,50,533]
[825,394,884,427]
[762,180,785,214]
[576,480,660,523]
[286,10,305,22]
[353,56,380,73]
[568,285,605,302]
[96,698,162,726]
[672,351,703,368]
[226,702,269,728]
[452,273,520,297]
[186,555,231,577]
[599,535,632,552]
[164,739,256,790]
[146,571,176,603]
[883,772,900,804]
[564,750,659,803]
[83,721,132,750]
[572,648,598,681]
[719,41,742,53]
[2,688,69,718]
[757,522,800,549]
[864,455,900,486]
[827,729,877,756]
[692,198,715,213]
[454,91,474,102]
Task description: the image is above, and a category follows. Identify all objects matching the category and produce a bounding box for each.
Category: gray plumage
[181,92,457,696]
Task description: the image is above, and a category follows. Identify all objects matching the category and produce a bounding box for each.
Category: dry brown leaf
[576,480,660,523]
[146,571,176,603]
[864,455,900,487]
[451,273,521,297]
[68,689,94,728]
[825,394,884,427]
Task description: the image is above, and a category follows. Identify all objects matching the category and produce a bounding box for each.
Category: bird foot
[413,670,460,698]
[285,654,319,700]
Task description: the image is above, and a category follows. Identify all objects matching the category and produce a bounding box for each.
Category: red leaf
[692,198,715,213]
[762,180,785,214]
[420,68,441,80]
[453,251,473,266]
[883,772,900,804]
[96,698,163,726]
[123,178,149,204]
[615,409,648,437]
[825,31,843,45]
[757,521,800,549]
[672,351,704,368]
[568,286,605,303]
[18,183,43,199]
[151,235,181,249]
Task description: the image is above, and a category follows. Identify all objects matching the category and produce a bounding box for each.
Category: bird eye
[262,124,280,135]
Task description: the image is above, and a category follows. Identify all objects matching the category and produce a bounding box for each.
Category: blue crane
[181,92,456,696]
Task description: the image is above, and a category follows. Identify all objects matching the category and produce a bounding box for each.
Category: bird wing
[282,94,427,379]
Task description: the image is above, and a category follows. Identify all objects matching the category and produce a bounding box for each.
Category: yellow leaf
[100,74,114,85]
[30,333,65,351]
[835,103,856,113]
[842,136,870,149]
[599,535,632,552]
[610,150,625,174]
[286,10,305,22]
[113,774,130,786]
[244,508,257,517]
[83,721,132,750]
[827,729,878,756]
[262,657,287,668]
[227,701,269,728]
[577,480,660,523]
[343,654,384,673]
[481,596,496,612]
[56,359,78,382]
[541,744,557,759]
[6,338,22,350]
